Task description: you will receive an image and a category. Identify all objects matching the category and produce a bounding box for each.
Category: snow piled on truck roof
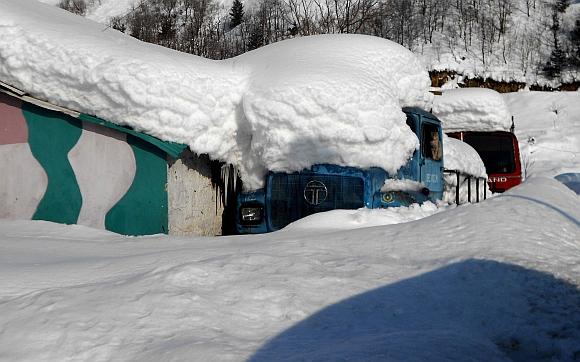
[432,88,512,132]
[0,0,432,190]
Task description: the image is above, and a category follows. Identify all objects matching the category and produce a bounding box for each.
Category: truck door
[419,120,444,198]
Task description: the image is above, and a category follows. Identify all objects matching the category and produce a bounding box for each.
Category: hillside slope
[38,0,580,86]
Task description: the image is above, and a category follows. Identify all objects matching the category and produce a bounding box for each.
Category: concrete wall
[168,150,224,236]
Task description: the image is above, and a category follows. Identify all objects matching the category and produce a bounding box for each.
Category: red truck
[447,131,522,193]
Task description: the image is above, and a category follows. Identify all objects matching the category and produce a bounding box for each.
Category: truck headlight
[376,191,417,208]
[382,192,394,203]
[241,206,263,223]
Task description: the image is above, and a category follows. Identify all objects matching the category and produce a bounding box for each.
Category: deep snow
[503,91,580,179]
[0,177,578,361]
[0,2,579,361]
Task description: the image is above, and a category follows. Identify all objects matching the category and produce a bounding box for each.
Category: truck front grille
[269,173,364,230]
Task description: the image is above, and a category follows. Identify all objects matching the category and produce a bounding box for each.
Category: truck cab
[236,107,444,233]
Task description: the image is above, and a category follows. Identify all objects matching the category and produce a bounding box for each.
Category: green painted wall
[10,101,172,235]
[23,103,83,224]
[105,135,168,235]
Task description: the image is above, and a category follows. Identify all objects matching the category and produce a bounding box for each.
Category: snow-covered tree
[543,0,568,78]
[229,0,244,29]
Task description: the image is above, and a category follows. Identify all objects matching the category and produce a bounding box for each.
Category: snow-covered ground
[0,177,578,361]
[504,91,580,179]
[36,0,149,23]
[2,85,578,359]
[1,1,579,361]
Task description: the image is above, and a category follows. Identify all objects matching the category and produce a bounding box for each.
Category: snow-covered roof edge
[432,88,512,132]
[0,80,188,159]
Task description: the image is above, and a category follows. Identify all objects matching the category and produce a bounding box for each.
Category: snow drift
[0,0,432,190]
[503,91,580,179]
[0,177,578,361]
[432,88,512,132]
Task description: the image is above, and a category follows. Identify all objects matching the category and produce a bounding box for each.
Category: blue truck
[236,107,445,233]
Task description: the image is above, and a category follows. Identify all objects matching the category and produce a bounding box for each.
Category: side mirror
[421,188,430,196]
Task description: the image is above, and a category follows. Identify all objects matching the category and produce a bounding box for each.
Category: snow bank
[283,202,442,232]
[85,0,138,23]
[35,0,60,5]
[0,177,579,361]
[0,0,432,190]
[555,173,580,195]
[503,91,580,179]
[432,88,512,132]
[36,0,140,24]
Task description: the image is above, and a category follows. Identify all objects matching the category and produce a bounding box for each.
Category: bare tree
[59,0,87,15]
[494,0,513,36]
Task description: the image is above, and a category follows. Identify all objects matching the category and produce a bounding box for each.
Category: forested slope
[45,0,580,87]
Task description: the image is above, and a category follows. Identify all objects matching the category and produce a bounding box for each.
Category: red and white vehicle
[447,131,522,193]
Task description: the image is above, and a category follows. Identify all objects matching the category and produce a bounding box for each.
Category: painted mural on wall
[0,93,169,235]
[0,93,48,220]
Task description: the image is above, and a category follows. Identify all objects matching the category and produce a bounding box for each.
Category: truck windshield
[422,123,442,161]
[463,133,516,174]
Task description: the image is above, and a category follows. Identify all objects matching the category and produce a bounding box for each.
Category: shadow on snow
[249,259,580,362]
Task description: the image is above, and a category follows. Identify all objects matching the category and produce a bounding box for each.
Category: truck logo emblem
[304,181,328,206]
[489,176,508,183]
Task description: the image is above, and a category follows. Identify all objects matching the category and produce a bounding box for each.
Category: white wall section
[0,143,48,219]
[68,122,136,229]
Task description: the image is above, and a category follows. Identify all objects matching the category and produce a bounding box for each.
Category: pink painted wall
[0,93,48,219]
[0,93,27,145]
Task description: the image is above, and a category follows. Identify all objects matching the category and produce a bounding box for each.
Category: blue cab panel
[236,108,444,234]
